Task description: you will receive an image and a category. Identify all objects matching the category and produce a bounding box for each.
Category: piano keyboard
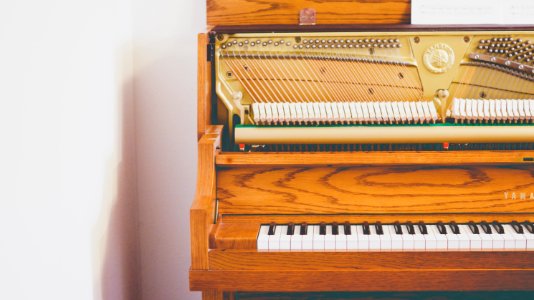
[257,221,534,251]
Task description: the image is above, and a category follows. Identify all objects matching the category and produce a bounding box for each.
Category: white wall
[0,0,139,299]
[1,0,203,299]
[132,0,205,299]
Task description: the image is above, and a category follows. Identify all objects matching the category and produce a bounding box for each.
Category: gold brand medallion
[423,43,455,74]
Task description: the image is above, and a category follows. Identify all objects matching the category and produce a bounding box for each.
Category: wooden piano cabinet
[191,1,534,298]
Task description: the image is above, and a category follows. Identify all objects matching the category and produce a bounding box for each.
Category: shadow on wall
[92,70,141,299]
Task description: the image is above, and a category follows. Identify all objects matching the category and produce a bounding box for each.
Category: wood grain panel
[191,126,223,269]
[190,269,534,291]
[217,165,534,215]
[207,0,411,26]
[220,214,534,224]
[208,250,534,270]
[216,151,534,166]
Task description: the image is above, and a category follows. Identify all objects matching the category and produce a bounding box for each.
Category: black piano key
[417,221,428,234]
[332,222,339,235]
[523,221,534,234]
[406,221,415,235]
[287,222,295,235]
[449,221,460,234]
[268,223,276,235]
[363,221,371,235]
[480,221,492,234]
[437,221,447,234]
[511,221,523,234]
[491,221,504,234]
[319,222,326,235]
[375,222,384,235]
[394,221,403,235]
[468,221,480,234]
[344,222,351,235]
[300,223,308,235]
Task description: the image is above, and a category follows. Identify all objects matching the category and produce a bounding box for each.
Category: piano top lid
[206,0,411,27]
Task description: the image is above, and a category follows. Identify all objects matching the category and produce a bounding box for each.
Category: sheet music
[412,0,534,25]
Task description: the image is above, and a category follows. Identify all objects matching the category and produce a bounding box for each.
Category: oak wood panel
[220,214,534,224]
[208,250,534,270]
[207,0,411,26]
[216,151,534,166]
[212,223,259,249]
[191,126,223,269]
[190,269,534,291]
[217,165,534,215]
[211,217,534,249]
[198,34,212,140]
[203,290,224,300]
[234,291,534,300]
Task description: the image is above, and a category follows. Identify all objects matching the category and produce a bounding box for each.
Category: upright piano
[190,1,534,299]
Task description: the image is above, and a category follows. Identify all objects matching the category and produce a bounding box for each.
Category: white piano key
[479,227,494,250]
[380,225,392,251]
[402,225,415,251]
[301,225,314,250]
[504,224,526,250]
[388,225,403,250]
[421,225,437,251]
[460,225,481,251]
[290,225,302,251]
[491,230,506,250]
[456,225,471,250]
[335,224,347,251]
[526,229,534,250]
[312,225,324,251]
[412,228,426,251]
[356,225,369,251]
[347,225,359,250]
[268,225,283,251]
[257,225,270,251]
[279,225,291,250]
[429,226,447,250]
[324,225,336,251]
[368,225,381,251]
[444,227,460,250]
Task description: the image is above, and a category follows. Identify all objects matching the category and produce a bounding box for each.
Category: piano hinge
[299,8,316,26]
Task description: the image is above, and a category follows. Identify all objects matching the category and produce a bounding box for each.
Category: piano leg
[202,290,234,300]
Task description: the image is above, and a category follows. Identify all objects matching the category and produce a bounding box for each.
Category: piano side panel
[217,165,534,215]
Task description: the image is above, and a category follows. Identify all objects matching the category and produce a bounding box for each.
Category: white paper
[412,0,534,25]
